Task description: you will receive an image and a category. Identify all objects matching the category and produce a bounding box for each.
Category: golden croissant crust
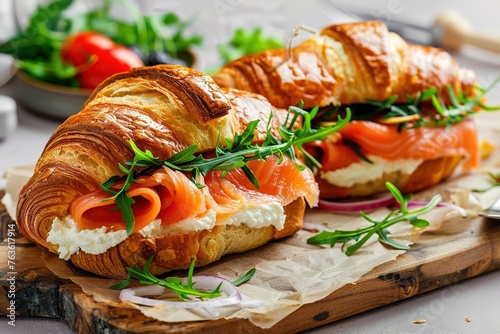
[212,21,477,109]
[16,65,308,278]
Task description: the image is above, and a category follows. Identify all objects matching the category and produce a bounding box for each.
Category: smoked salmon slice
[69,154,319,232]
[135,168,206,224]
[69,187,161,234]
[306,118,479,172]
[220,154,319,207]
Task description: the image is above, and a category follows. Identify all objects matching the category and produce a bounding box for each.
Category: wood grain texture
[1,190,500,333]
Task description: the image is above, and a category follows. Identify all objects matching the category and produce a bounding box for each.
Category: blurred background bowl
[0,53,16,87]
[14,70,92,120]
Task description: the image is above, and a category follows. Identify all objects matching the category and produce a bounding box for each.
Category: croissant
[213,21,482,199]
[16,65,318,278]
[213,21,477,110]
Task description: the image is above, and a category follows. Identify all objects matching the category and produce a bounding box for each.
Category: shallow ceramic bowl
[14,71,92,120]
[13,50,197,120]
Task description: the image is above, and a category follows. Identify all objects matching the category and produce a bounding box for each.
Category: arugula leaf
[377,227,409,250]
[342,139,373,164]
[109,272,132,290]
[16,50,79,84]
[232,268,256,286]
[114,191,136,236]
[322,79,500,130]
[472,171,500,192]
[307,182,442,255]
[166,145,199,165]
[110,257,255,300]
[281,105,352,170]
[127,140,164,168]
[112,257,215,299]
[218,27,283,64]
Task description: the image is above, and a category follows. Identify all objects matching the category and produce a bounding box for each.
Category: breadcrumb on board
[413,319,426,324]
[481,140,496,159]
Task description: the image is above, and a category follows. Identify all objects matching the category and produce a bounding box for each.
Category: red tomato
[61,32,115,66]
[77,46,144,89]
[61,32,145,89]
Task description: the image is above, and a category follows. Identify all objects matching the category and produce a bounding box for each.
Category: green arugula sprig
[110,257,255,299]
[327,77,500,131]
[472,171,500,193]
[363,87,437,128]
[279,103,356,170]
[101,106,352,235]
[428,77,500,129]
[218,27,283,65]
[307,182,442,255]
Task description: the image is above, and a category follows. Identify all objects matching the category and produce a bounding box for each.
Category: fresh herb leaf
[307,182,442,255]
[114,191,136,236]
[324,79,499,130]
[377,227,409,249]
[472,171,500,192]
[109,272,132,290]
[385,182,406,210]
[342,139,373,164]
[232,268,256,286]
[218,27,283,64]
[101,104,351,235]
[166,144,199,165]
[281,104,352,170]
[110,257,221,299]
[127,140,164,169]
[100,139,160,231]
[489,171,500,183]
[110,257,256,299]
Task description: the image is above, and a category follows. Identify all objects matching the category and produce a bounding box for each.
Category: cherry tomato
[61,32,145,89]
[77,46,144,89]
[61,32,115,66]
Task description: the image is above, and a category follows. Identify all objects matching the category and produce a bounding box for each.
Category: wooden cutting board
[1,191,500,334]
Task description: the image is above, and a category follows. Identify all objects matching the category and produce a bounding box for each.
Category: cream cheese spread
[320,156,423,188]
[47,201,285,260]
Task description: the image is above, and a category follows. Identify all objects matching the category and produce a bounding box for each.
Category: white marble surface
[1,0,500,333]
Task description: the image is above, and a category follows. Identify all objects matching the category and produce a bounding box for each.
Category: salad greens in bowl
[1,0,285,119]
[0,0,203,118]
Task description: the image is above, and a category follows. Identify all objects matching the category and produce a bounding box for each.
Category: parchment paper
[4,112,500,329]
[40,204,461,328]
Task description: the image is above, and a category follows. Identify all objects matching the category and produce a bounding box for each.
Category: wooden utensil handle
[465,30,500,54]
[435,10,500,54]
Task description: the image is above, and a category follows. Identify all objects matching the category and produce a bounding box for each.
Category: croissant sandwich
[213,21,487,199]
[16,65,320,278]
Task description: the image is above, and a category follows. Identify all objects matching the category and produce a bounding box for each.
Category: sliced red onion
[119,275,243,309]
[407,201,467,218]
[318,193,396,212]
